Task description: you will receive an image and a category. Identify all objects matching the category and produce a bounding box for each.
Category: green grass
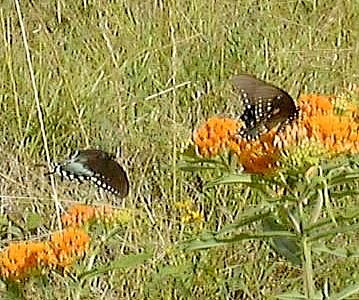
[1,0,359,299]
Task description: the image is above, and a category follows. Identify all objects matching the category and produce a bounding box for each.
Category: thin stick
[144,81,191,101]
[14,0,62,229]
[169,9,177,205]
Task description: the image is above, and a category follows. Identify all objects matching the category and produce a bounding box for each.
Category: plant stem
[303,236,315,299]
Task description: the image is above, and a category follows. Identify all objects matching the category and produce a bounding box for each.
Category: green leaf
[275,291,322,300]
[274,291,306,299]
[329,172,359,186]
[218,206,272,234]
[179,155,223,166]
[313,244,359,258]
[157,264,191,277]
[262,217,302,265]
[25,213,44,231]
[205,174,252,187]
[110,252,152,269]
[0,215,9,226]
[180,144,198,159]
[331,190,359,199]
[185,231,297,251]
[79,252,152,280]
[308,223,359,242]
[1,281,25,300]
[7,226,24,239]
[178,156,229,172]
[184,236,228,250]
[205,174,279,198]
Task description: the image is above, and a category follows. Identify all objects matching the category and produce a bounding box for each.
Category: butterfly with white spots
[232,74,299,141]
[47,149,130,198]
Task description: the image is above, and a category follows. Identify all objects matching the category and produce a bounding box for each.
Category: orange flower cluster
[278,94,359,155]
[297,95,359,154]
[193,117,241,157]
[299,94,333,115]
[193,94,359,174]
[193,117,283,174]
[234,132,281,174]
[0,203,130,281]
[62,204,116,227]
[0,227,89,280]
[48,227,89,268]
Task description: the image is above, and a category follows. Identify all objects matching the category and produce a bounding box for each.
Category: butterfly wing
[49,149,130,198]
[50,150,94,181]
[233,74,283,102]
[232,74,298,140]
[85,150,130,198]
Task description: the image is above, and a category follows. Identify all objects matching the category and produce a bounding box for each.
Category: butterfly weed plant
[0,204,150,299]
[179,93,359,299]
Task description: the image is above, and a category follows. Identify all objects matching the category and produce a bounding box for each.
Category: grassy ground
[1,0,359,299]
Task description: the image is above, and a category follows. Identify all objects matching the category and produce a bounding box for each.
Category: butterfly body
[233,74,299,140]
[49,149,130,198]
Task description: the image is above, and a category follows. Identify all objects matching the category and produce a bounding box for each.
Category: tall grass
[0,0,358,299]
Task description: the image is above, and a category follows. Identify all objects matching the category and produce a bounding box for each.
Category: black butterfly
[232,74,299,140]
[47,149,130,198]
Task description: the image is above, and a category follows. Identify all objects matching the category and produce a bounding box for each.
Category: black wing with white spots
[48,149,130,198]
[232,74,299,140]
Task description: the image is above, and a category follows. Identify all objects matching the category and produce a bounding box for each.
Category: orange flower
[193,117,241,157]
[50,227,90,266]
[193,116,283,174]
[299,94,333,116]
[307,115,359,154]
[62,204,97,227]
[228,131,280,174]
[237,141,280,174]
[0,228,90,280]
[34,242,57,267]
[295,95,359,155]
[0,243,34,279]
[62,204,124,227]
